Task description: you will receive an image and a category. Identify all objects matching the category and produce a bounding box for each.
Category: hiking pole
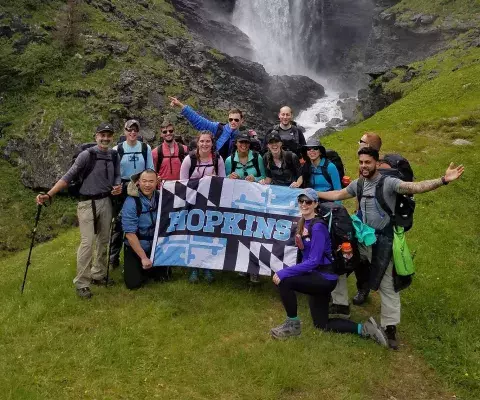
[21,204,43,294]
[105,216,116,288]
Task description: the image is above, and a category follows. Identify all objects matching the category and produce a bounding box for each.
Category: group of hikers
[35,97,464,350]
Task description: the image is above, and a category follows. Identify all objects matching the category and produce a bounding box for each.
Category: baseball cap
[125,119,140,130]
[96,122,115,134]
[236,132,251,143]
[298,188,319,202]
[266,130,282,143]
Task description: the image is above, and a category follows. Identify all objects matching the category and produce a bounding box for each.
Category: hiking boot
[76,287,93,299]
[328,304,351,318]
[385,325,399,350]
[238,272,247,277]
[91,277,115,286]
[360,317,388,347]
[189,269,199,284]
[203,269,214,283]
[352,289,370,305]
[249,273,260,283]
[271,318,301,340]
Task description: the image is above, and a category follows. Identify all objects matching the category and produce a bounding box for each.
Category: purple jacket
[276,219,337,281]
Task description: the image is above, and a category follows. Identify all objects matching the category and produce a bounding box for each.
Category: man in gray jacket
[36,123,122,299]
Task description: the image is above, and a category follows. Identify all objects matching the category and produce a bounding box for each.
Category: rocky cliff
[0,0,324,190]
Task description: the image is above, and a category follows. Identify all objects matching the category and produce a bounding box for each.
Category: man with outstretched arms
[264,106,306,157]
[169,96,244,161]
[36,123,122,299]
[317,147,464,349]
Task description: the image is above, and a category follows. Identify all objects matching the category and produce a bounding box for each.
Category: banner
[151,177,302,276]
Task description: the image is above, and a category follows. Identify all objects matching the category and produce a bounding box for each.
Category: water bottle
[341,242,353,261]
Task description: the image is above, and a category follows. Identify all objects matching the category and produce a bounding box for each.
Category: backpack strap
[117,142,124,161]
[356,177,364,204]
[81,147,98,183]
[134,196,142,218]
[214,123,225,141]
[188,151,197,178]
[375,175,393,217]
[141,142,148,165]
[319,159,333,188]
[231,152,238,174]
[155,145,163,172]
[213,153,219,175]
[178,144,186,161]
[251,151,261,177]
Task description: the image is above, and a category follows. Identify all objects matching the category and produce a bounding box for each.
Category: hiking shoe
[360,317,388,347]
[328,304,351,318]
[352,289,370,305]
[385,325,399,350]
[249,273,260,283]
[189,269,199,284]
[91,277,115,286]
[270,319,301,339]
[238,272,247,277]
[203,269,214,283]
[76,287,93,299]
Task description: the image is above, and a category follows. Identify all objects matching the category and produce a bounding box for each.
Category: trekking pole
[21,204,43,294]
[105,216,116,288]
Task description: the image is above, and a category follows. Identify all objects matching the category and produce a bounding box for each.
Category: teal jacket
[225,150,266,182]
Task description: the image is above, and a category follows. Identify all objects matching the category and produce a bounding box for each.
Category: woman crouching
[270,188,388,346]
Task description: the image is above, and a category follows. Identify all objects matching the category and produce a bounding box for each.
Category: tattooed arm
[397,163,464,195]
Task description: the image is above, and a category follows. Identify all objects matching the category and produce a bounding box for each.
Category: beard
[360,167,376,179]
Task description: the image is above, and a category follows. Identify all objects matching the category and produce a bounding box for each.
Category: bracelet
[441,176,449,185]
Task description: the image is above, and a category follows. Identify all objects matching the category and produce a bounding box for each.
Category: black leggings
[278,273,358,333]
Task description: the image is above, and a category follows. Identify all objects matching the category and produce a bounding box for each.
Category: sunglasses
[298,199,313,205]
[307,146,321,151]
[162,129,174,134]
[229,118,240,122]
[358,139,367,144]
[125,128,138,133]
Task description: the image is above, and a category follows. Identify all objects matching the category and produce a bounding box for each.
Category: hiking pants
[331,274,349,306]
[74,197,112,289]
[124,245,169,289]
[359,243,400,327]
[278,273,357,333]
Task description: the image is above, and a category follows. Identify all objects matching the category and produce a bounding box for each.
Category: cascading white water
[232,0,342,138]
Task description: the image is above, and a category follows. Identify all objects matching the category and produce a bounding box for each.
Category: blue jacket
[181,105,239,160]
[122,189,159,252]
[276,219,337,281]
[303,158,342,192]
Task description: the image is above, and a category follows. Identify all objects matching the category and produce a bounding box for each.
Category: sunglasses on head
[298,198,313,205]
[229,118,240,122]
[162,129,174,134]
[307,146,321,151]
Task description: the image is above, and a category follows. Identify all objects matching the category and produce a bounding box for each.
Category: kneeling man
[122,169,169,289]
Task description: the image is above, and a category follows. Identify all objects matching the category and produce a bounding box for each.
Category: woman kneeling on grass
[270,188,388,346]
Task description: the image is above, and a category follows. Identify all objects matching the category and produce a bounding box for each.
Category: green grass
[0,230,451,400]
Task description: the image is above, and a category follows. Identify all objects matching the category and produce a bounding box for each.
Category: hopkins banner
[151,177,302,276]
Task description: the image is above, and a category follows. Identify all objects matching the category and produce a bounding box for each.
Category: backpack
[117,141,148,169]
[155,143,186,172]
[231,150,262,177]
[68,143,118,197]
[264,151,295,173]
[357,154,416,231]
[270,124,300,154]
[188,150,220,178]
[306,150,346,189]
[306,202,359,275]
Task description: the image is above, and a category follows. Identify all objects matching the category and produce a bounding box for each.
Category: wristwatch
[441,176,449,185]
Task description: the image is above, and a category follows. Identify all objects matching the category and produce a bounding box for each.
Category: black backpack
[357,154,416,231]
[117,141,148,170]
[68,143,118,197]
[155,143,186,172]
[188,150,220,178]
[308,202,359,275]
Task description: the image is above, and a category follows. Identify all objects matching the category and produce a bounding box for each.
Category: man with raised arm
[169,96,244,162]
[317,147,464,349]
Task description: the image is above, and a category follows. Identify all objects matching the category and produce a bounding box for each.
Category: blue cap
[298,188,319,202]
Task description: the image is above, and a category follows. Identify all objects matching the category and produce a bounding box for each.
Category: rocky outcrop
[170,0,253,59]
[357,77,401,120]
[1,2,324,190]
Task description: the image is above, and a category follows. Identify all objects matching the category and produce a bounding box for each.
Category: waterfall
[232,0,314,76]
